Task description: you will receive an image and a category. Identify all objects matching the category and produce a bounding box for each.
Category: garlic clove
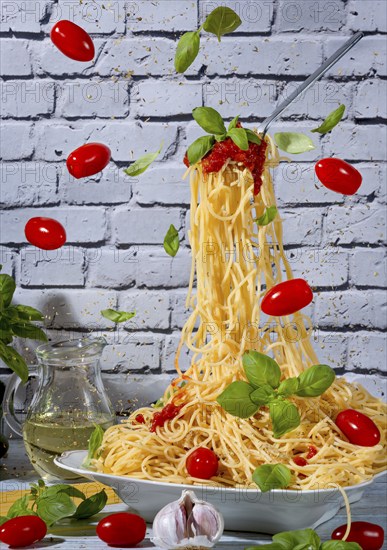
[151,500,187,548]
[187,502,224,542]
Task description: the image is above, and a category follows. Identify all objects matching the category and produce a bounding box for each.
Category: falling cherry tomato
[261,278,313,317]
[186,447,219,480]
[66,143,111,179]
[0,516,47,548]
[50,20,95,62]
[332,521,384,550]
[335,409,381,447]
[96,513,146,547]
[315,158,362,195]
[25,217,66,250]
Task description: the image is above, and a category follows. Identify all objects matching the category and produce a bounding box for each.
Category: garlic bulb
[151,490,224,549]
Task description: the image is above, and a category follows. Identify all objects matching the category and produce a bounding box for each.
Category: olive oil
[23,415,113,481]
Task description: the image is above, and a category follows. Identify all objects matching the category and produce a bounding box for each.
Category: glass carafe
[4,337,115,481]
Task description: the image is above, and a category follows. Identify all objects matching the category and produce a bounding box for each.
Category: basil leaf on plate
[216,380,258,418]
[83,424,105,467]
[242,351,281,389]
[192,107,226,135]
[174,31,200,73]
[163,224,180,257]
[124,143,163,177]
[227,127,249,150]
[101,309,136,324]
[245,128,262,145]
[73,489,107,520]
[277,377,299,397]
[7,495,33,518]
[321,542,362,550]
[228,115,240,131]
[273,528,321,550]
[0,517,9,526]
[36,493,77,526]
[295,364,335,397]
[270,399,300,438]
[311,104,345,134]
[252,463,292,492]
[187,135,215,164]
[203,6,242,41]
[42,484,86,501]
[256,206,277,226]
[250,384,275,407]
[274,132,315,154]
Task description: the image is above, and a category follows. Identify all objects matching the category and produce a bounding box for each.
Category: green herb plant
[0,266,47,383]
[217,351,335,438]
[164,224,180,257]
[124,142,163,177]
[175,7,241,73]
[246,527,361,549]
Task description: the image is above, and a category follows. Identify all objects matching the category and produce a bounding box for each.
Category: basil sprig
[217,351,335,438]
[246,528,362,549]
[312,104,346,134]
[274,132,316,154]
[256,206,277,226]
[163,224,180,257]
[124,142,163,177]
[175,7,241,73]
[101,309,136,323]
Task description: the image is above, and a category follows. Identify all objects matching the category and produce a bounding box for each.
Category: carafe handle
[3,367,38,437]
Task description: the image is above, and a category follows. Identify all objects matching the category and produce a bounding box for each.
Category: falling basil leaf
[187,135,215,164]
[163,224,180,257]
[269,400,300,438]
[216,381,259,418]
[311,104,346,134]
[192,106,226,135]
[295,364,335,398]
[101,309,136,324]
[228,115,240,131]
[245,128,261,145]
[203,6,242,41]
[227,127,249,150]
[274,132,315,154]
[256,206,278,226]
[174,31,200,73]
[252,463,292,492]
[124,142,163,176]
[73,489,107,520]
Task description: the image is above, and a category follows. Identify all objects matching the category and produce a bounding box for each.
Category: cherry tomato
[0,516,47,548]
[332,521,384,550]
[25,217,66,250]
[67,143,111,179]
[315,158,362,195]
[186,447,219,480]
[50,20,94,62]
[335,409,381,447]
[261,278,313,317]
[96,512,146,546]
[293,456,308,467]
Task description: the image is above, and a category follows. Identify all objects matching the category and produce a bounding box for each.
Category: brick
[0,39,31,76]
[276,0,346,32]
[0,1,51,33]
[347,0,387,33]
[136,246,191,288]
[56,80,129,119]
[0,80,55,118]
[324,204,386,245]
[112,207,182,245]
[347,332,387,373]
[199,0,273,33]
[324,37,387,77]
[287,247,348,287]
[204,37,323,76]
[48,0,126,34]
[354,79,387,119]
[161,333,192,373]
[279,208,323,245]
[312,331,348,371]
[100,335,162,373]
[118,290,170,330]
[0,207,107,244]
[133,164,190,206]
[315,290,386,329]
[87,247,137,289]
[0,247,14,276]
[323,125,387,162]
[0,162,57,207]
[170,289,190,329]
[32,39,105,77]
[349,248,387,288]
[19,246,84,287]
[129,0,197,31]
[133,80,202,117]
[0,123,34,160]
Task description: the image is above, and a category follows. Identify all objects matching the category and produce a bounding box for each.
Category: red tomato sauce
[150,403,184,432]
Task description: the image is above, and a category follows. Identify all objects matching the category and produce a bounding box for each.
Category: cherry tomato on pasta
[25,217,66,250]
[0,516,47,548]
[293,456,308,467]
[66,143,111,179]
[96,513,146,546]
[335,409,381,447]
[50,20,95,61]
[331,521,384,550]
[315,158,362,195]
[186,448,219,479]
[261,278,313,317]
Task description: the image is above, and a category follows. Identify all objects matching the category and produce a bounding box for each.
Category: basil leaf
[14,305,44,321]
[277,377,299,397]
[0,274,16,308]
[273,529,321,550]
[228,115,239,131]
[175,31,200,73]
[0,342,28,383]
[246,545,284,550]
[192,107,226,135]
[216,381,259,418]
[242,351,281,389]
[250,384,275,407]
[311,104,346,134]
[215,133,227,142]
[256,206,277,226]
[36,493,76,526]
[73,489,107,519]
[0,517,9,526]
[42,484,86,501]
[321,542,362,550]
[163,224,180,257]
[245,128,262,145]
[10,322,47,342]
[295,364,335,398]
[124,142,163,177]
[187,135,215,164]
[274,132,315,154]
[227,127,249,150]
[7,495,31,518]
[252,464,292,493]
[101,309,136,324]
[203,6,242,41]
[83,424,104,467]
[269,399,300,438]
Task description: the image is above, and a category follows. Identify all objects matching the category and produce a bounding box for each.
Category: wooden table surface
[1,440,386,549]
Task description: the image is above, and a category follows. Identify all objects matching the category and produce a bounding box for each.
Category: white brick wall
[0,0,386,385]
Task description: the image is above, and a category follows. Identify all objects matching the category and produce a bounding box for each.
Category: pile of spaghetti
[94,135,386,490]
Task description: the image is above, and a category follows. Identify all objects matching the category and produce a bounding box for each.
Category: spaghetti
[95,135,386,490]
